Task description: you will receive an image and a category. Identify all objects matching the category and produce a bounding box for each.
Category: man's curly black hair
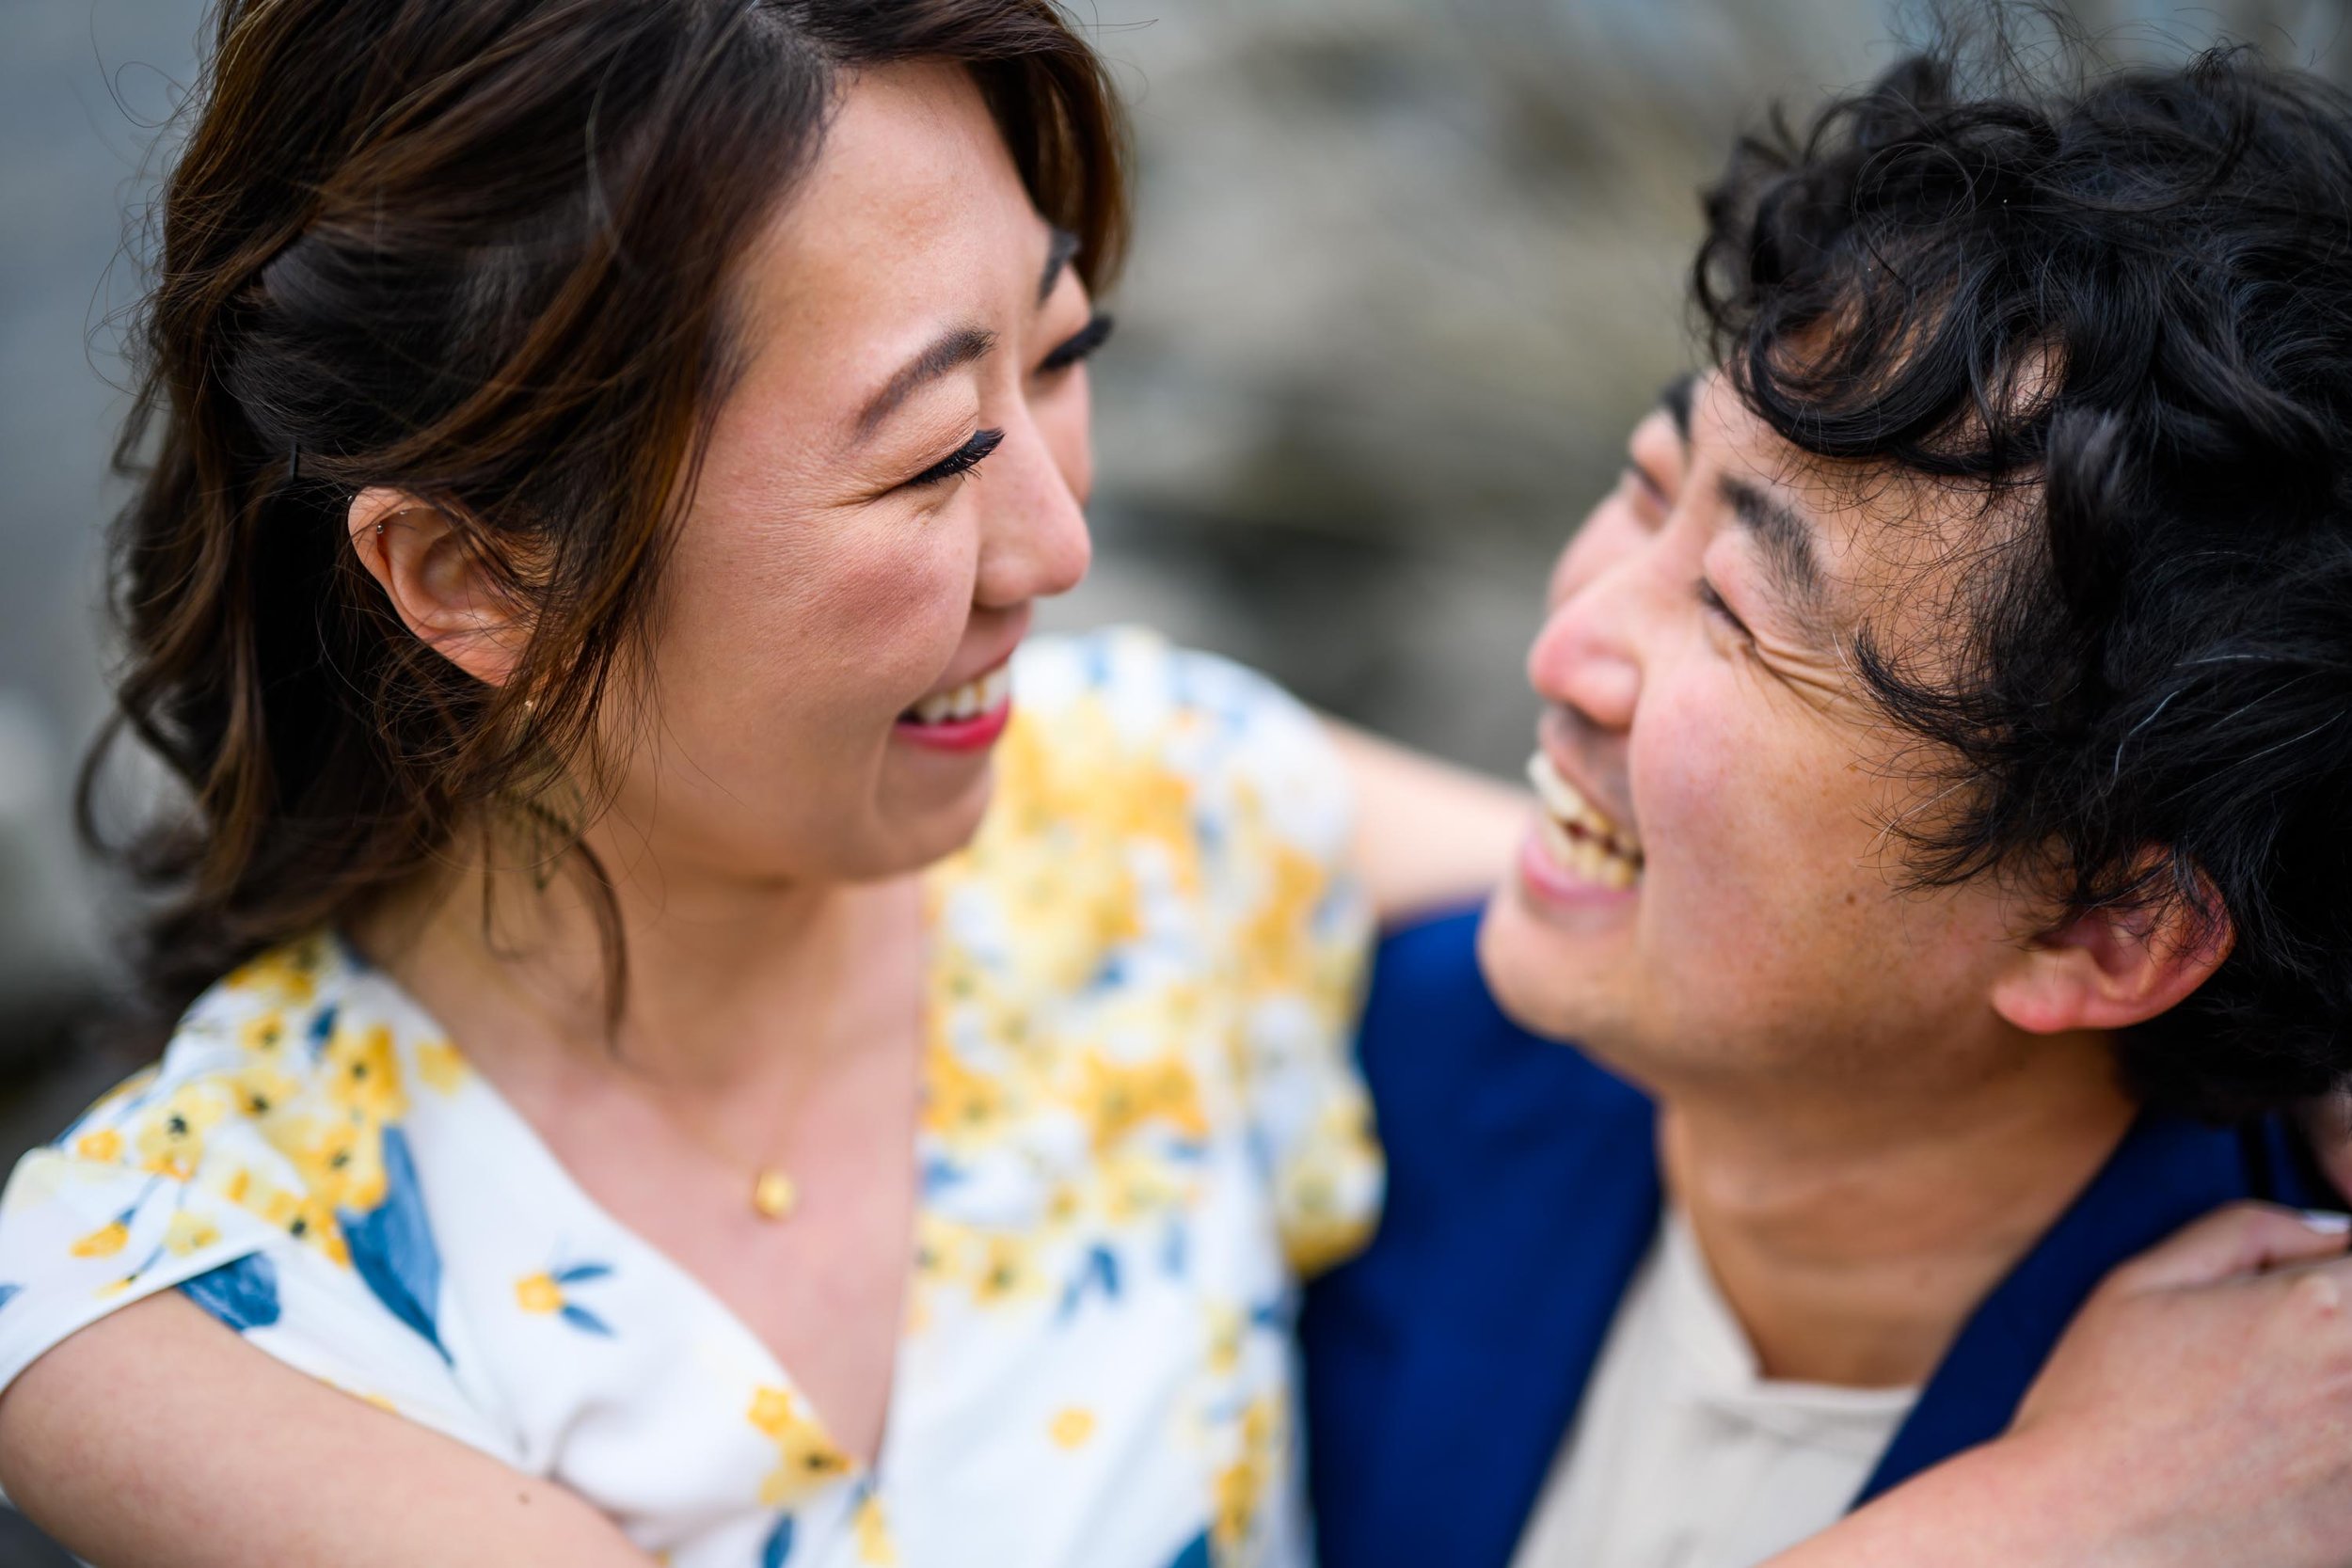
[1695,38,2352,1119]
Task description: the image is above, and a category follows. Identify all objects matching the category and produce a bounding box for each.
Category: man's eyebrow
[1661,373,1695,442]
[1719,474,1828,615]
[1040,227,1081,307]
[853,325,997,440]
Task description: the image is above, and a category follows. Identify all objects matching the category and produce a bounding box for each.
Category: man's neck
[1657,1035,2136,1389]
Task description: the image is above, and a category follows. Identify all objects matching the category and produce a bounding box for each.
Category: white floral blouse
[0,630,1381,1568]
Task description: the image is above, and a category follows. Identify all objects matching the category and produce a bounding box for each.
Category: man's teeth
[908,666,1012,725]
[1526,751,1644,879]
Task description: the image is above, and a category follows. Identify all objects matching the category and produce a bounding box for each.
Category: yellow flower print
[134,1085,228,1180]
[228,1168,348,1266]
[71,1220,130,1259]
[164,1211,222,1257]
[516,1273,564,1315]
[239,1010,293,1058]
[230,1063,300,1121]
[1049,1408,1096,1449]
[1212,1397,1282,1555]
[920,1041,1009,1144]
[1075,1052,1209,1153]
[513,1263,616,1336]
[323,1022,407,1125]
[1107,763,1199,879]
[1278,1119,1380,1277]
[1100,1148,1190,1226]
[853,1492,898,1565]
[1233,839,1324,999]
[72,1128,122,1164]
[272,1113,389,1212]
[415,1039,466,1094]
[749,1386,852,1509]
[970,1233,1041,1308]
[222,936,328,1005]
[1205,1303,1244,1377]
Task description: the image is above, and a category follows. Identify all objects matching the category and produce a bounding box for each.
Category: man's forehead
[1667,370,2015,648]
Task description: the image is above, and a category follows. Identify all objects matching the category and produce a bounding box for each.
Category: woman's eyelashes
[1039,312,1115,375]
[894,315,1110,492]
[905,427,1007,490]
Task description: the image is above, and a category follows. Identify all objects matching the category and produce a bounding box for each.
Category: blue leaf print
[342,1126,449,1362]
[760,1514,796,1568]
[1165,1529,1212,1568]
[306,1004,340,1061]
[552,1263,613,1286]
[1160,1217,1188,1279]
[558,1303,614,1338]
[0,1284,21,1312]
[1057,1243,1124,1321]
[180,1253,281,1334]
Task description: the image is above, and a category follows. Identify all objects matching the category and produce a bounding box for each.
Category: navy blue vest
[1299,910,2331,1568]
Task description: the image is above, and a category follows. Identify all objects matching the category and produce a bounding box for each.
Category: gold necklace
[618,1074,802,1224]
[460,940,802,1224]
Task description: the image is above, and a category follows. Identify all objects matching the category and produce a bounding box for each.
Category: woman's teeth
[1526,750,1644,888]
[906,666,1012,725]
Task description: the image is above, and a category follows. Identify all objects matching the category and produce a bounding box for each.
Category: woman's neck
[355,819,924,1099]
[1657,1032,2136,1389]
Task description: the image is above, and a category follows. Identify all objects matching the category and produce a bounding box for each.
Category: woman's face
[607,60,1105,887]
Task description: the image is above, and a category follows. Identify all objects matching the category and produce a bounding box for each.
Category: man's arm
[1325,720,1527,925]
[1772,1204,2352,1568]
[0,1292,660,1568]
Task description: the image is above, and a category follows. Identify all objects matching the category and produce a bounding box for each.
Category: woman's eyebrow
[1040,227,1081,307]
[853,325,997,439]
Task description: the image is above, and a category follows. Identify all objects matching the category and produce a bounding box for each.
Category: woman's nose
[975,417,1092,609]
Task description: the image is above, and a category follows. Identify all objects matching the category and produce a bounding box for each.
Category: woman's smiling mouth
[895,662,1014,752]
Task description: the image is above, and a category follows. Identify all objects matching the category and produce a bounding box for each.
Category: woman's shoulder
[50,930,447,1194]
[0,930,480,1404]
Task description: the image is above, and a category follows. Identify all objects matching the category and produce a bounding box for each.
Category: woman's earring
[505,692,583,892]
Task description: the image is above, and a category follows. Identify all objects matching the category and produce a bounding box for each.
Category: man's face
[1478,372,2060,1095]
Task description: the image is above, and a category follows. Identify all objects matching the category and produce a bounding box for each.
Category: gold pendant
[752,1168,798,1222]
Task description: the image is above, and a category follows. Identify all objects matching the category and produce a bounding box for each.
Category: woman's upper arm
[1323,719,1527,925]
[0,1291,655,1568]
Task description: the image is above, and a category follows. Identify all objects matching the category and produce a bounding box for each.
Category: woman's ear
[346,487,527,689]
[1990,870,2234,1037]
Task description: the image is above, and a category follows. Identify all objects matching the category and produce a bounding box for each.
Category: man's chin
[1474,887,1621,1046]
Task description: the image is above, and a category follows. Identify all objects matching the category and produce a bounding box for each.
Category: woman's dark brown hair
[88,0,1129,1016]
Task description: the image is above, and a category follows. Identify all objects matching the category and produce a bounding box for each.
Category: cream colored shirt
[1510,1211,1919,1568]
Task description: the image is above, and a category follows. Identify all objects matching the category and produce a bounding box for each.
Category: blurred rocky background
[1,0,2347,1556]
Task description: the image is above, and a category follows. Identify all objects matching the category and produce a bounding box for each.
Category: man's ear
[346,487,525,689]
[1991,870,2234,1036]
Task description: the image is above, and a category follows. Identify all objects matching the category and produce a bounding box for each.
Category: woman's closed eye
[904,426,1006,490]
[1038,312,1115,375]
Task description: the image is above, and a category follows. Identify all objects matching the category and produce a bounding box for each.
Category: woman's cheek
[787,513,979,707]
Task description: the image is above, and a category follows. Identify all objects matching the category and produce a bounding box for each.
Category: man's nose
[974,415,1092,609]
[1526,564,1643,732]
